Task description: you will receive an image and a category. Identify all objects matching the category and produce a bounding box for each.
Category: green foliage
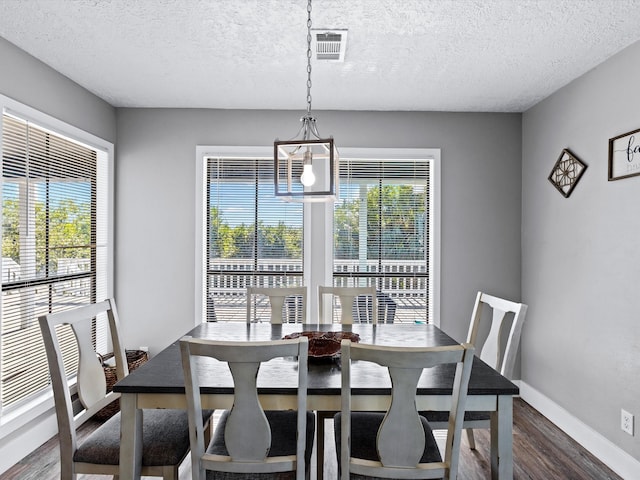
[336,184,426,260]
[210,208,301,259]
[208,184,426,262]
[259,221,302,258]
[2,197,91,275]
[2,199,20,261]
[334,196,361,259]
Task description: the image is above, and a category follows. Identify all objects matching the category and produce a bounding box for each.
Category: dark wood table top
[113,322,519,397]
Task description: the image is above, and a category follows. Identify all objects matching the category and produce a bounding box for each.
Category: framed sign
[608,127,640,181]
[548,149,587,198]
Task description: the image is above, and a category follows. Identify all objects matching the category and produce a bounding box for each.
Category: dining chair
[335,340,475,480]
[422,291,528,449]
[354,290,396,324]
[318,286,377,324]
[180,335,315,480]
[246,286,308,324]
[38,298,209,480]
[316,285,378,476]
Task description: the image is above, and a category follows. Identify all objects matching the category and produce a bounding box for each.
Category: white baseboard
[0,411,57,475]
[518,380,640,480]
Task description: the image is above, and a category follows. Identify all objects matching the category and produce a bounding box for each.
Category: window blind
[206,157,303,322]
[1,113,105,410]
[334,158,430,323]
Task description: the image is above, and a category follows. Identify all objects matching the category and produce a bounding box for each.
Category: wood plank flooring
[0,398,622,479]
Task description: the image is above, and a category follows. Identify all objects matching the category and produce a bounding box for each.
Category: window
[1,103,112,416]
[197,147,439,325]
[205,154,303,322]
[333,155,433,323]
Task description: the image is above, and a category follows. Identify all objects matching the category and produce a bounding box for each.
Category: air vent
[311,29,348,62]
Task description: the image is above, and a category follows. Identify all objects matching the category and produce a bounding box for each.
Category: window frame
[195,146,440,325]
[195,146,280,323]
[0,94,114,435]
[320,148,439,325]
[331,151,437,323]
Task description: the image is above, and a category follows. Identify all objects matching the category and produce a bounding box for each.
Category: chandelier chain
[306,0,313,115]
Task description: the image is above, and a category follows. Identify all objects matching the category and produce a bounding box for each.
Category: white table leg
[491,394,514,480]
[120,393,143,480]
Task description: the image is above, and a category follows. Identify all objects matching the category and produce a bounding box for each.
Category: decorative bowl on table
[282,331,360,359]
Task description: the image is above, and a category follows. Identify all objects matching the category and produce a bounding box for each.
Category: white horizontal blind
[1,113,103,410]
[206,157,303,322]
[334,158,430,323]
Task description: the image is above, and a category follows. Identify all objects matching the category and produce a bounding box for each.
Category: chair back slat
[246,286,307,324]
[467,291,528,378]
[318,286,377,324]
[225,362,271,461]
[73,319,107,408]
[378,366,425,467]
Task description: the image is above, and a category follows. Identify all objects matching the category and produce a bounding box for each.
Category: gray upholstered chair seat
[75,409,212,466]
[334,412,442,479]
[206,410,316,480]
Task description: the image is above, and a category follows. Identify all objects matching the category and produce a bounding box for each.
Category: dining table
[113,321,519,480]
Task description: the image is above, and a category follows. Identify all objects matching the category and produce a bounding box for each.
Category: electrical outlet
[621,409,634,436]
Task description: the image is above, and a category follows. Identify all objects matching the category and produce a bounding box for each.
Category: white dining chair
[180,336,315,480]
[318,286,377,324]
[335,340,475,479]
[38,299,209,479]
[246,286,308,324]
[354,290,397,324]
[315,285,379,476]
[423,291,528,449]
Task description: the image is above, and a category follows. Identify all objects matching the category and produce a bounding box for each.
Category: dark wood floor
[459,399,621,480]
[1,398,621,479]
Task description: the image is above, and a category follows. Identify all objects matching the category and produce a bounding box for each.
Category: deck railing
[207,258,428,323]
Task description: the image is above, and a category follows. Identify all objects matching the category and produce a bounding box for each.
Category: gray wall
[522,40,640,459]
[0,37,116,142]
[115,109,522,352]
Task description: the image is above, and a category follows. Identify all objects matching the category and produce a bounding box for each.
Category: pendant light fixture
[274,0,339,203]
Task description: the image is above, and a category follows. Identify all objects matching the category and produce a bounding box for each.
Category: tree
[333,184,426,261]
[259,221,302,259]
[39,198,91,270]
[334,197,360,259]
[209,206,223,258]
[210,207,303,260]
[2,199,20,262]
[369,185,425,260]
[2,197,92,275]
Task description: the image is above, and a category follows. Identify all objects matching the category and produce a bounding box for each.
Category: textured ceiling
[1,0,640,112]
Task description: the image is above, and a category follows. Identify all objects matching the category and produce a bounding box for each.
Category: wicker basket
[95,349,148,421]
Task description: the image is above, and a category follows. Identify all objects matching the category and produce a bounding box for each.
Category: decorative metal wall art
[548,149,587,198]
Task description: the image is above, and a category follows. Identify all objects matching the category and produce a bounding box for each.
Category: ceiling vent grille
[311,29,348,62]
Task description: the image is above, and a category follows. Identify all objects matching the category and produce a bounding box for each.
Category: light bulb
[300,163,316,187]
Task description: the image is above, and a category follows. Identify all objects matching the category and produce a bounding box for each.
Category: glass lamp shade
[274,138,339,202]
